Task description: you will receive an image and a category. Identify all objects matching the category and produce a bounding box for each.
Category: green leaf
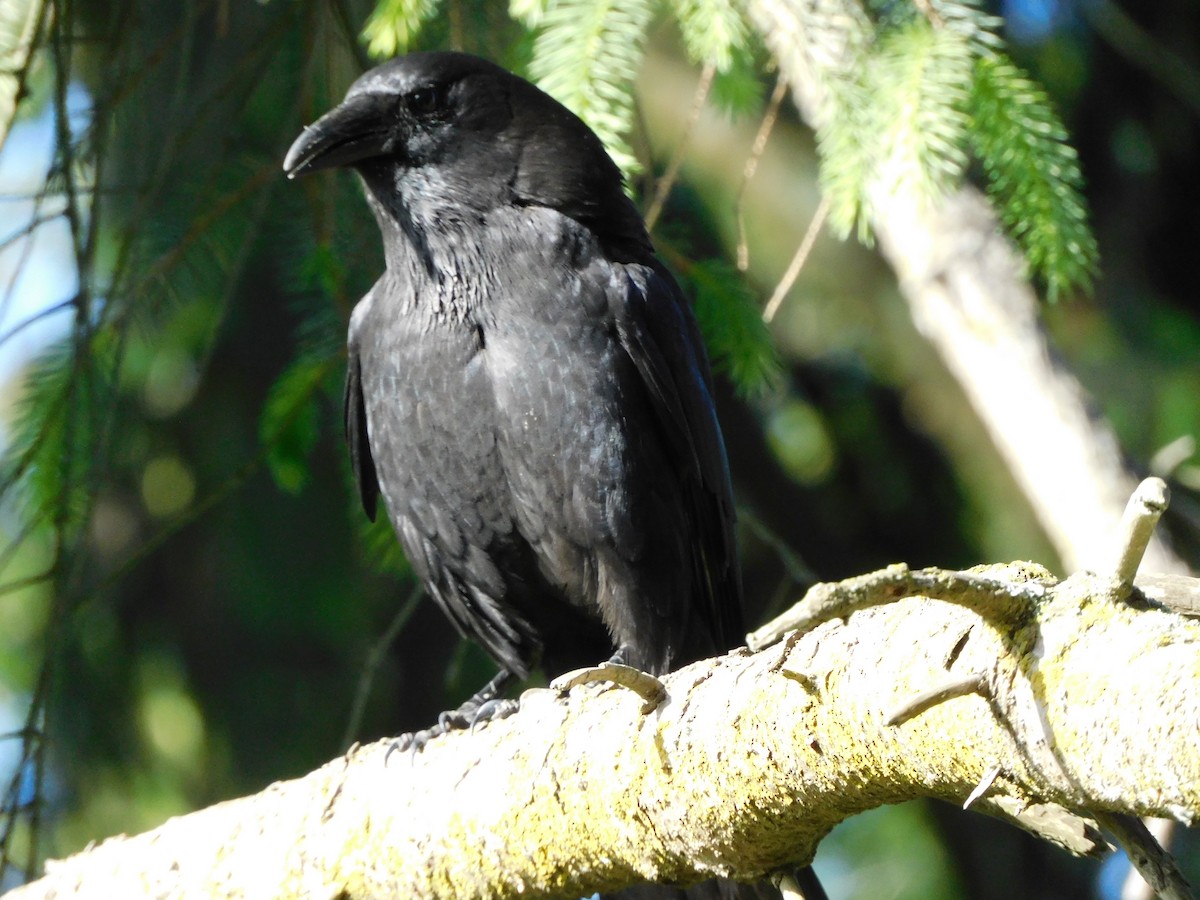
[928,0,1003,53]
[526,0,656,176]
[3,341,74,523]
[969,53,1098,300]
[817,64,875,243]
[2,328,118,540]
[509,0,550,28]
[818,20,973,243]
[669,0,751,73]
[688,259,780,397]
[296,243,347,302]
[259,353,338,495]
[710,59,765,118]
[812,9,1095,301]
[872,21,972,205]
[363,0,443,59]
[355,506,413,576]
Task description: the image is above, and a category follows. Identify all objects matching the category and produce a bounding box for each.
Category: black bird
[284,52,824,900]
[284,50,741,713]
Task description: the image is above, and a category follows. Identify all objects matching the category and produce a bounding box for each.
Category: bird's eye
[407,86,442,116]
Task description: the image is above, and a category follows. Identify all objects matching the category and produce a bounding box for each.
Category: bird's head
[283,52,650,259]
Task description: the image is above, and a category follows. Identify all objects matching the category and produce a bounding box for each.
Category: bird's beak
[283,92,394,179]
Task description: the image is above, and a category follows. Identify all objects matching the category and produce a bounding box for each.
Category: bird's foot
[550,660,666,713]
[445,696,520,734]
[385,670,518,761]
[386,725,443,760]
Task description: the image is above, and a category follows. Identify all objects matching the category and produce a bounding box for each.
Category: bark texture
[9,563,1199,899]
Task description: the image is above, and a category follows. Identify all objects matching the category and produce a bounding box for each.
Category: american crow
[284,52,824,900]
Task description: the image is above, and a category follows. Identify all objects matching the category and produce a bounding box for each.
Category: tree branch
[743,0,1192,578]
[9,559,1200,899]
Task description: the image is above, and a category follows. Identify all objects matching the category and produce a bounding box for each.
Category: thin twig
[644,62,716,232]
[22,10,93,876]
[1094,811,1194,900]
[0,296,77,351]
[963,764,1002,810]
[911,0,945,28]
[747,563,1044,651]
[1149,435,1195,479]
[1108,477,1170,597]
[0,211,62,255]
[736,75,788,272]
[340,585,425,752]
[885,672,988,727]
[0,188,55,327]
[0,568,55,600]
[448,0,465,52]
[776,872,804,900]
[762,195,829,324]
[737,504,815,586]
[1083,0,1200,118]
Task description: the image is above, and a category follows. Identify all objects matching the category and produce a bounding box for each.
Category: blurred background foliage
[0,0,1198,897]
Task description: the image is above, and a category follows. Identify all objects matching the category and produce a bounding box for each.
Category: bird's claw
[385,693,520,765]
[469,697,518,733]
[550,661,666,713]
[385,726,440,765]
